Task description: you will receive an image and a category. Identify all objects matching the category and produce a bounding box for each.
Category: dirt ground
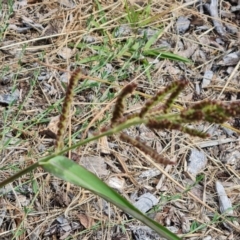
[0,0,240,239]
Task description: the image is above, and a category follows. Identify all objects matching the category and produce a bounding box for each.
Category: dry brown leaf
[77,214,95,229]
[107,176,125,191]
[80,156,109,177]
[57,47,75,60]
[59,0,75,8]
[98,136,111,154]
[39,115,60,138]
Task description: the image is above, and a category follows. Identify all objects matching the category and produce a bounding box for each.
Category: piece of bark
[133,193,158,213]
[221,150,240,165]
[216,181,233,215]
[204,0,226,36]
[231,5,240,12]
[187,149,207,178]
[202,70,214,88]
[219,51,240,66]
[80,156,108,177]
[98,136,111,154]
[176,16,191,34]
[197,138,239,148]
[107,176,125,192]
[0,204,6,228]
[131,226,162,240]
[139,168,161,179]
[0,89,19,105]
[115,24,132,37]
[77,213,95,229]
[215,181,234,230]
[39,115,60,139]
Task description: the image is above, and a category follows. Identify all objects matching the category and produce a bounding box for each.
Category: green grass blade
[39,156,181,240]
[144,29,163,50]
[143,49,191,63]
[77,55,103,64]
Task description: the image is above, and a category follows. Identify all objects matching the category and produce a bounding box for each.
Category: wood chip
[202,70,214,88]
[133,193,158,213]
[77,213,95,229]
[139,168,161,179]
[0,205,6,228]
[187,149,207,177]
[107,176,125,191]
[80,156,108,177]
[204,0,226,36]
[215,181,233,231]
[59,0,75,8]
[56,215,71,232]
[131,226,164,240]
[98,136,111,154]
[197,138,240,148]
[0,93,17,105]
[219,51,240,66]
[57,47,74,59]
[176,16,191,34]
[39,115,60,138]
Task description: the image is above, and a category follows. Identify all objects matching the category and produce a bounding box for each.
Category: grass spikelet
[182,100,240,124]
[180,109,204,122]
[139,81,180,118]
[111,83,137,126]
[226,101,240,116]
[162,80,188,113]
[191,100,214,110]
[180,100,240,124]
[203,104,229,123]
[55,69,83,152]
[146,119,209,138]
[120,133,175,165]
[202,101,240,123]
[146,119,182,130]
[181,126,209,138]
[114,112,139,125]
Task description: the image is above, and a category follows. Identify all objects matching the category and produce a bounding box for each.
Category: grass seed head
[111,83,137,126]
[120,133,175,165]
[55,69,82,152]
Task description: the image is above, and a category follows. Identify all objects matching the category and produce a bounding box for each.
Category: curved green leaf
[143,49,191,63]
[39,156,181,240]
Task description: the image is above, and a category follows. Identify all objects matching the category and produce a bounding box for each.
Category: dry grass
[0,0,240,239]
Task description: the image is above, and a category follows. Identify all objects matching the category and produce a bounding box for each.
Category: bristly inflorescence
[55,69,83,152]
[139,81,185,117]
[111,83,137,126]
[180,100,240,124]
[162,80,188,113]
[146,119,209,138]
[109,80,240,166]
[56,70,240,166]
[120,133,176,165]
